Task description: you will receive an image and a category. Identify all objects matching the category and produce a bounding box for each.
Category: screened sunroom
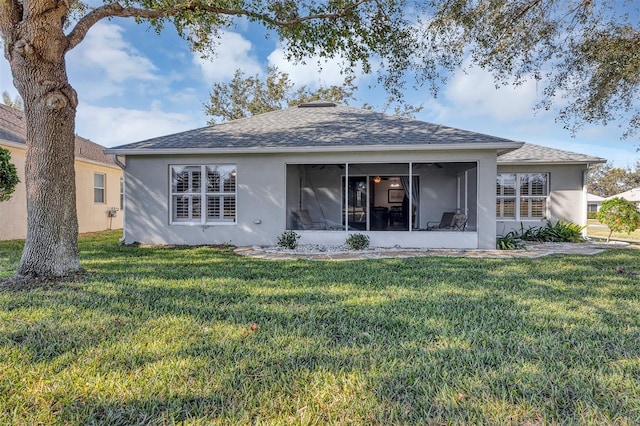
[285,162,478,233]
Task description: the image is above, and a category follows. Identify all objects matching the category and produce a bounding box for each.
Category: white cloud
[267,47,355,87]
[70,22,159,83]
[193,31,262,81]
[76,104,202,147]
[443,62,539,122]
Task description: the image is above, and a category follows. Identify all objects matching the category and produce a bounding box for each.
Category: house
[495,143,605,236]
[0,104,123,241]
[587,193,605,213]
[105,102,605,249]
[605,188,640,207]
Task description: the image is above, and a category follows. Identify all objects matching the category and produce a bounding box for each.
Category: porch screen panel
[285,164,343,230]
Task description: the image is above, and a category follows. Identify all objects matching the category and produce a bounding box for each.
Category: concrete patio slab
[234,241,637,261]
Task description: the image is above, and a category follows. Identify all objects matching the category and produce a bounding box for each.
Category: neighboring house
[605,188,640,207]
[0,104,123,241]
[106,102,605,249]
[587,193,605,213]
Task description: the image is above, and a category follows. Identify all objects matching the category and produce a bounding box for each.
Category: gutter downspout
[112,155,126,244]
[583,164,591,239]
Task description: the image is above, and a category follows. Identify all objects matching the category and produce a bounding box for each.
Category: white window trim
[169,164,237,225]
[94,172,106,204]
[497,173,549,221]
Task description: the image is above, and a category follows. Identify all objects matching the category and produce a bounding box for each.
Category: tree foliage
[204,67,424,123]
[0,147,19,202]
[588,162,640,197]
[597,197,640,242]
[425,1,640,139]
[204,66,356,124]
[1,91,23,110]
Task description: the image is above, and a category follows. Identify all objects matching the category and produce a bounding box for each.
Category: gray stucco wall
[122,150,499,249]
[496,163,587,236]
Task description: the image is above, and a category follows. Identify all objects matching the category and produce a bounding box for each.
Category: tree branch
[0,0,22,38]
[66,0,374,52]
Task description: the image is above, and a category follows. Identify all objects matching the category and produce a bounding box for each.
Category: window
[94,173,105,203]
[496,174,516,219]
[170,165,236,224]
[497,173,548,220]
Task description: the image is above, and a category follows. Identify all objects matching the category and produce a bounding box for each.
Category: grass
[1,231,640,424]
[587,219,640,242]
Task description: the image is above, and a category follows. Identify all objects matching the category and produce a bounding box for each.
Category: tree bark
[5,9,81,279]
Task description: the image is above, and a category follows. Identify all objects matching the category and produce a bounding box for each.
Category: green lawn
[587,219,640,242]
[1,231,639,425]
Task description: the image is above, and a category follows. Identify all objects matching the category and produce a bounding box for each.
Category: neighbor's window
[170,165,236,224]
[94,173,105,203]
[497,173,548,220]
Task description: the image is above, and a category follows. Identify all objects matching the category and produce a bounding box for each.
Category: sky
[0,16,638,167]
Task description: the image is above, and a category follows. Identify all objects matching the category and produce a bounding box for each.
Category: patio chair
[291,209,327,230]
[451,213,467,231]
[425,212,456,230]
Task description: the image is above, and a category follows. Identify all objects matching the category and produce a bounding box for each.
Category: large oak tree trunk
[5,14,81,279]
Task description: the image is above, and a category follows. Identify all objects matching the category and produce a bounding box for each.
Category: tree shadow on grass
[1,240,640,423]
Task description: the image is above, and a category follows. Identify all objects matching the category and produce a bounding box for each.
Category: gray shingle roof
[605,187,640,202]
[498,142,606,164]
[106,103,522,153]
[0,103,116,167]
[0,103,26,144]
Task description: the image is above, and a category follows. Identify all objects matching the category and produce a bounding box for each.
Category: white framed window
[94,173,105,203]
[170,165,236,224]
[497,173,548,220]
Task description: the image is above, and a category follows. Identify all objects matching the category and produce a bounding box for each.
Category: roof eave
[1,139,119,168]
[498,159,607,166]
[0,139,25,149]
[105,141,525,156]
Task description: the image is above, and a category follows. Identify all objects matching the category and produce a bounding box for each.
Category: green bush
[0,147,19,202]
[597,197,640,242]
[277,230,300,249]
[529,220,585,243]
[497,219,585,249]
[587,211,597,219]
[346,233,370,250]
[496,231,525,250]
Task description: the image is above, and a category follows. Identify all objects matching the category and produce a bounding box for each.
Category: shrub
[546,220,585,242]
[0,147,19,202]
[587,211,597,220]
[496,231,525,250]
[277,230,300,249]
[529,220,585,243]
[497,220,585,249]
[346,233,370,250]
[597,198,640,242]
